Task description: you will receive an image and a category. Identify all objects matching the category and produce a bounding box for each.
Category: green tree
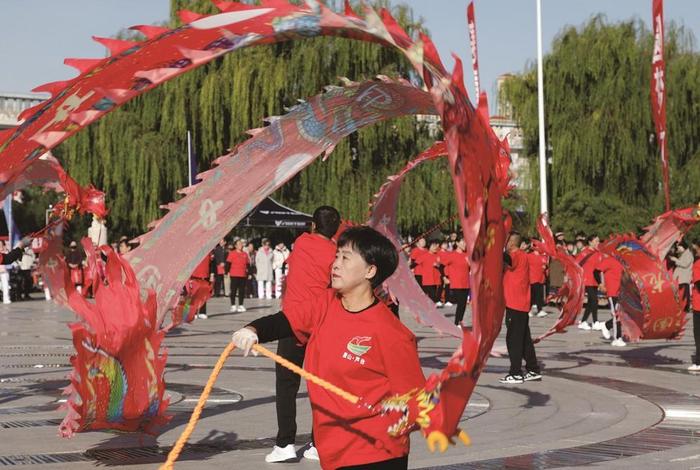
[52,0,456,239]
[501,16,700,236]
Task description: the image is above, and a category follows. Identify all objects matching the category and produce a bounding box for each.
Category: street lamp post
[536,0,548,216]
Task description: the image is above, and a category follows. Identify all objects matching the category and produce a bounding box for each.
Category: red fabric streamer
[466,2,480,98]
[531,215,584,343]
[640,205,700,260]
[367,142,460,337]
[651,0,670,210]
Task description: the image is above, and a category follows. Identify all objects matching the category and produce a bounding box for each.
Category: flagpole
[536,0,548,215]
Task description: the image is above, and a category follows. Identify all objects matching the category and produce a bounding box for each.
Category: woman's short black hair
[337,226,398,288]
[313,206,341,239]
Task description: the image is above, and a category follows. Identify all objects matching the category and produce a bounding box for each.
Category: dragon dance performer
[441,237,470,325]
[598,254,625,347]
[576,235,604,331]
[0,238,29,266]
[500,232,542,385]
[232,226,425,469]
[265,206,341,463]
[190,254,212,320]
[690,241,700,372]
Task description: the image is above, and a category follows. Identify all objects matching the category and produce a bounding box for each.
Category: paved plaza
[0,296,699,469]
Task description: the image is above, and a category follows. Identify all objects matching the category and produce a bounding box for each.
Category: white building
[490,74,529,190]
[0,92,46,130]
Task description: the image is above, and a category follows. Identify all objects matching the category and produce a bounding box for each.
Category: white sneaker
[601,327,611,340]
[436,301,444,308]
[237,305,246,313]
[303,444,319,461]
[536,310,548,317]
[687,364,700,372]
[498,374,524,384]
[611,338,626,347]
[265,444,297,463]
[578,321,592,330]
[196,313,208,319]
[230,305,236,312]
[444,301,454,307]
[528,310,534,317]
[592,321,605,331]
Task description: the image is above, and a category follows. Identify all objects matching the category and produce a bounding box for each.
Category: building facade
[0,92,46,130]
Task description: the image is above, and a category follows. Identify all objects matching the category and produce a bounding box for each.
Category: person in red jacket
[190,253,213,320]
[232,226,425,469]
[415,239,441,305]
[576,235,604,331]
[689,241,700,372]
[527,241,549,318]
[500,232,541,384]
[442,238,470,325]
[266,206,340,463]
[227,239,249,312]
[598,254,625,347]
[409,238,427,286]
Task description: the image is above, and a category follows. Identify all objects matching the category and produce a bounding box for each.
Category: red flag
[651,0,670,210]
[466,2,480,98]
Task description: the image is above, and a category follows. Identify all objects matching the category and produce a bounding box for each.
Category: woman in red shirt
[598,255,625,346]
[442,238,470,325]
[232,226,425,469]
[689,241,700,372]
[226,239,249,312]
[415,240,441,304]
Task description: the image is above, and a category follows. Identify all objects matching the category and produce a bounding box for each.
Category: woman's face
[235,240,243,251]
[331,244,375,294]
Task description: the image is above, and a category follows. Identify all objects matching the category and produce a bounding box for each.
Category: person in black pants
[274,337,306,449]
[500,232,541,384]
[213,239,227,297]
[266,205,341,463]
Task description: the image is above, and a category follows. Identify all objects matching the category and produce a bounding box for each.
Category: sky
[1,0,699,111]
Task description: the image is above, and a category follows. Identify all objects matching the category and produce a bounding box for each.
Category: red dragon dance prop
[367,141,461,338]
[60,246,169,437]
[531,214,584,343]
[0,1,511,448]
[596,204,699,342]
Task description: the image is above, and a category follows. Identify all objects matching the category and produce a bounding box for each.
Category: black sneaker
[499,374,524,384]
[523,371,542,381]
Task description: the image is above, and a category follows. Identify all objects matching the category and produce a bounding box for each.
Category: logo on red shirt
[347,336,372,356]
[342,336,372,365]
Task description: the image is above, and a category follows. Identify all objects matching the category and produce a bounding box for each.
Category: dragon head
[379,374,471,452]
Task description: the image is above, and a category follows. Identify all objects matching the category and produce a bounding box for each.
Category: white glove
[231,327,259,356]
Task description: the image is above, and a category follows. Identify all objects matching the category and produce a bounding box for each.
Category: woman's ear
[365,264,377,282]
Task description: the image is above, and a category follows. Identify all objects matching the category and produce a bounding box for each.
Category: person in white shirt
[255,238,274,300]
[272,242,290,299]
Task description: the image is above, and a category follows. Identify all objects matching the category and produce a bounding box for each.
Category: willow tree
[54,0,456,238]
[501,16,700,235]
